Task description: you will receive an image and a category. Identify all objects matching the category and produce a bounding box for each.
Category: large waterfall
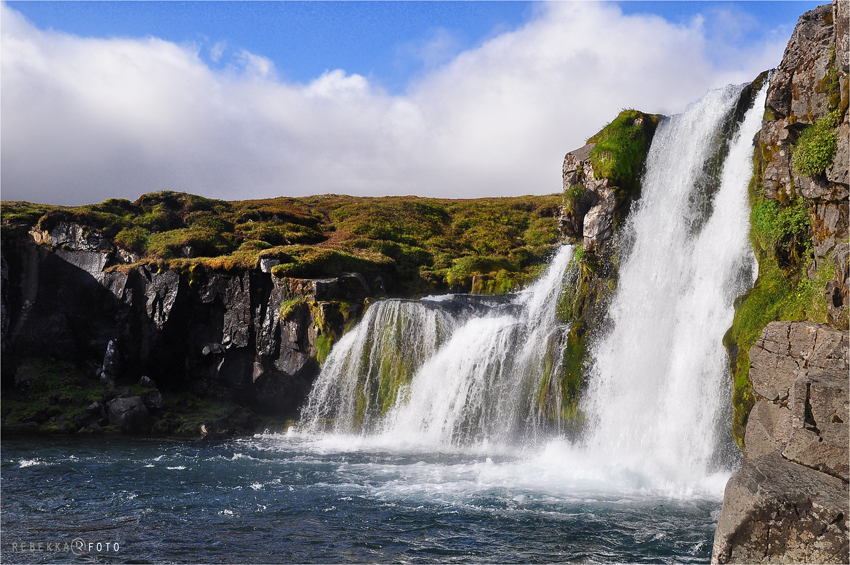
[584,83,767,484]
[296,82,767,491]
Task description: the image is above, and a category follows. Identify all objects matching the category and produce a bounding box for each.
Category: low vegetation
[724,149,833,448]
[793,109,840,178]
[1,191,561,296]
[587,109,660,208]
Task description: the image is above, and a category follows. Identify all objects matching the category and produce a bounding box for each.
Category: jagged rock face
[760,0,849,329]
[712,321,849,563]
[557,144,616,250]
[766,5,835,122]
[0,231,366,416]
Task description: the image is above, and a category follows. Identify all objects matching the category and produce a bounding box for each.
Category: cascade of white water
[297,82,767,491]
[584,83,768,480]
[381,245,575,445]
[298,244,576,444]
[299,299,457,434]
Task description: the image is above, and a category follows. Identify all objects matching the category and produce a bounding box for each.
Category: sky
[1,1,823,205]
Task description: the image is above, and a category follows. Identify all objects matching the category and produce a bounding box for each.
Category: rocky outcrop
[713,451,848,564]
[712,321,849,563]
[0,230,372,424]
[714,3,850,561]
[557,111,659,252]
[759,1,849,329]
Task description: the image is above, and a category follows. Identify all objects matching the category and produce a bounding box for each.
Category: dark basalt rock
[106,396,151,433]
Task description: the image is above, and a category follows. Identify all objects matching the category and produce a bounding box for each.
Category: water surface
[2,435,722,563]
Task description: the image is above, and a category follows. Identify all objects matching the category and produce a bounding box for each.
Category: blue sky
[1,1,824,204]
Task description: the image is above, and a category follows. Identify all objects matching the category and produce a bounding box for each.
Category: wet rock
[100,339,120,384]
[106,396,150,433]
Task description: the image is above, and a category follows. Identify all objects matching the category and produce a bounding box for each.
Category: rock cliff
[713,1,849,562]
[712,322,849,563]
[1,230,371,434]
[1,193,561,435]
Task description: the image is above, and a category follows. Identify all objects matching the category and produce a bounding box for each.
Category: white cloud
[1,1,787,205]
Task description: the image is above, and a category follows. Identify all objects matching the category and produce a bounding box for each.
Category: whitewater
[283,81,768,501]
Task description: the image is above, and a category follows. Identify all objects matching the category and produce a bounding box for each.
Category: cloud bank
[1,2,786,205]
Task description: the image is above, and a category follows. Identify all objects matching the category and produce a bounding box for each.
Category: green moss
[279,297,306,321]
[587,110,660,202]
[562,184,587,215]
[4,191,562,295]
[725,157,830,448]
[114,226,150,255]
[315,334,333,365]
[793,109,840,178]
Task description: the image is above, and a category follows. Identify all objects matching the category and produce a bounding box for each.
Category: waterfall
[299,244,576,444]
[296,81,767,489]
[584,83,768,481]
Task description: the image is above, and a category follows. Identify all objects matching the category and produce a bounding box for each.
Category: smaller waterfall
[300,299,456,433]
[299,244,576,445]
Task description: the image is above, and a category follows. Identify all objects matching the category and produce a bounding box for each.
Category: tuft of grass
[793,109,840,178]
[279,297,306,321]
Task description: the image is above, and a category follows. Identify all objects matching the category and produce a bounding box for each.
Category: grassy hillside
[2,191,561,295]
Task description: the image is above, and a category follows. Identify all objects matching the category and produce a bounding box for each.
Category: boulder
[141,389,166,412]
[73,401,106,429]
[106,396,150,433]
[711,451,849,564]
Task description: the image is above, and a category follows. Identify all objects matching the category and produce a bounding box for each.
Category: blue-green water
[1,434,724,563]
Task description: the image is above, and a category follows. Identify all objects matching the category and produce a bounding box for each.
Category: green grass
[3,191,561,296]
[587,110,661,203]
[793,109,840,178]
